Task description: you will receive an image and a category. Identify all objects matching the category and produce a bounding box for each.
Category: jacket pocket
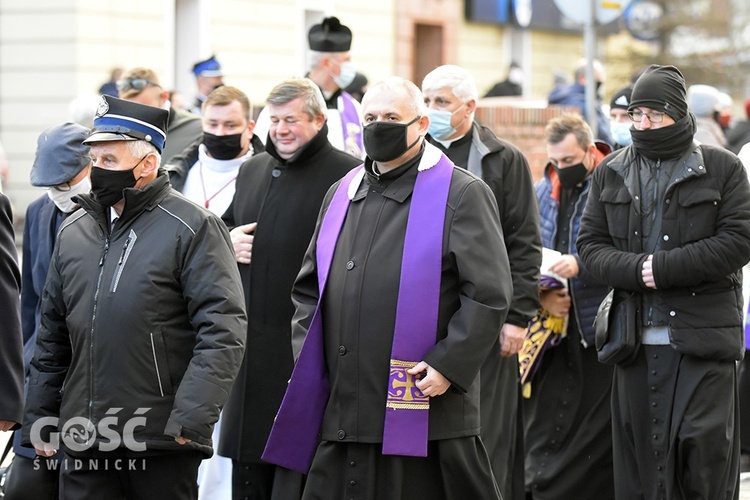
[600,187,631,241]
[676,187,720,242]
[149,330,174,396]
[110,229,138,293]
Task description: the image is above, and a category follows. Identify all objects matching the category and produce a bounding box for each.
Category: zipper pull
[118,237,131,265]
[99,241,109,266]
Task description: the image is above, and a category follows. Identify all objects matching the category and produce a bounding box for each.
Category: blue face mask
[610,121,633,146]
[427,104,465,141]
[332,61,357,90]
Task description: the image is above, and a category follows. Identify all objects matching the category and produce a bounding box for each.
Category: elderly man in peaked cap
[255,17,364,158]
[21,95,247,500]
[578,64,750,499]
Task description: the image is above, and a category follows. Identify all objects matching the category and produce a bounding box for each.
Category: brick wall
[475,98,579,182]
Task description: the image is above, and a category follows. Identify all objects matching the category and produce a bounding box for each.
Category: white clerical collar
[198,144,254,173]
[433,131,469,150]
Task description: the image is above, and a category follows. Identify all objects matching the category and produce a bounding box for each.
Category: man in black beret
[21,95,247,500]
[578,64,750,498]
[254,16,364,158]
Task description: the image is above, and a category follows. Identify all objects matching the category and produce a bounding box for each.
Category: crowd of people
[2,14,750,500]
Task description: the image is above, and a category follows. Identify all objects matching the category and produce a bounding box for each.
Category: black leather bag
[594,289,641,365]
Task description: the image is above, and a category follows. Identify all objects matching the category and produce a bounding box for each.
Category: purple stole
[262,145,454,473]
[339,92,363,158]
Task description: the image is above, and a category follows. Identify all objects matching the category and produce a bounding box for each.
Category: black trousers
[59,451,202,500]
[3,454,60,500]
[231,460,304,500]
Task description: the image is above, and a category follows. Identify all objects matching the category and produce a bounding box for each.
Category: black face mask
[203,131,244,160]
[91,154,146,207]
[554,162,589,189]
[363,116,421,163]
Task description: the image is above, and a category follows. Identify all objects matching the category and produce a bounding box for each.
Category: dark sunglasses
[116,78,161,93]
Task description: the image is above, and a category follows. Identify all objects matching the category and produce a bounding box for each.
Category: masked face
[201,101,252,159]
[426,103,466,141]
[47,176,91,213]
[362,116,421,163]
[610,121,633,146]
[330,58,357,90]
[546,133,594,189]
[90,154,147,207]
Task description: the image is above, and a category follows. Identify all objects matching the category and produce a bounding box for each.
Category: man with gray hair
[21,96,247,499]
[254,17,364,157]
[218,77,361,500]
[422,63,542,500]
[263,76,512,498]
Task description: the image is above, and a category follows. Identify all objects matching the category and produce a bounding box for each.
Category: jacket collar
[605,140,704,199]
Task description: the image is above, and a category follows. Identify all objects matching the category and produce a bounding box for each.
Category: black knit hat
[308,17,352,52]
[609,85,633,110]
[628,65,688,121]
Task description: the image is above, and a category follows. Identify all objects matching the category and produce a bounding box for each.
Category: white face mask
[47,176,91,213]
[332,61,357,90]
[508,67,524,86]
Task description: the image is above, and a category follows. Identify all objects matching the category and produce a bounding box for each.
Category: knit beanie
[686,84,719,118]
[628,65,688,121]
[609,85,633,110]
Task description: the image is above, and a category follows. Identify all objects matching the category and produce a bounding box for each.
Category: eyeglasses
[116,78,161,93]
[52,182,71,192]
[628,110,665,124]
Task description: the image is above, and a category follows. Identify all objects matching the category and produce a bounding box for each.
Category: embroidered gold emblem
[387,359,429,410]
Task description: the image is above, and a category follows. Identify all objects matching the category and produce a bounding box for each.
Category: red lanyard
[199,162,237,209]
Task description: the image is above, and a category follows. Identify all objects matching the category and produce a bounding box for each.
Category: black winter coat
[577,144,750,361]
[22,173,247,457]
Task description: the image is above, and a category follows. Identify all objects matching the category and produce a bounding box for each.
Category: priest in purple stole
[263,77,512,499]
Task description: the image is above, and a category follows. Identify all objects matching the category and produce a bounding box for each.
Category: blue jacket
[536,153,609,347]
[548,82,614,146]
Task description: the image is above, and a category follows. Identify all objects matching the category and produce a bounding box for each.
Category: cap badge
[96,98,110,117]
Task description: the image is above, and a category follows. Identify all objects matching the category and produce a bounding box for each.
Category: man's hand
[499,323,527,357]
[175,436,192,445]
[642,254,656,289]
[407,361,451,397]
[34,441,57,457]
[230,222,257,265]
[548,254,579,279]
[540,289,571,318]
[0,420,15,432]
